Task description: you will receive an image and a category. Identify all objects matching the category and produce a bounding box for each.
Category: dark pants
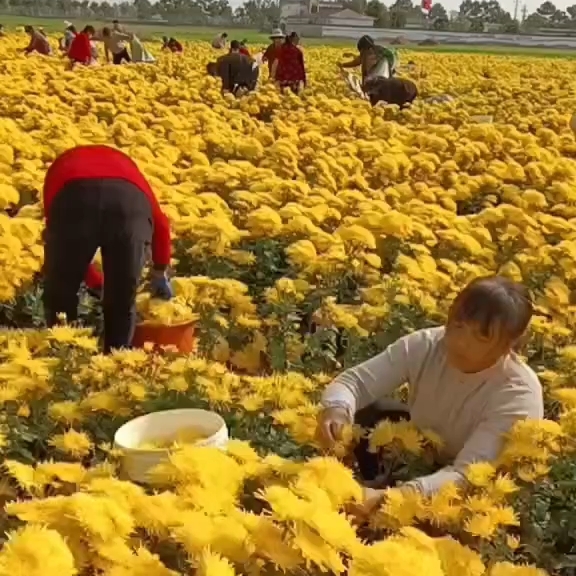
[113,48,131,64]
[353,403,411,485]
[43,179,153,353]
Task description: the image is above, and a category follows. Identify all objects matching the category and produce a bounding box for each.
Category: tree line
[0,0,575,32]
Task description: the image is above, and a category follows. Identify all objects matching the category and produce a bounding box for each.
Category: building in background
[280,0,375,32]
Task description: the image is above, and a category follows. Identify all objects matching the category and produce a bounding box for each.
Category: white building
[281,0,375,29]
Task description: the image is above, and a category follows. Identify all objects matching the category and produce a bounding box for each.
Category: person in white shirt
[318,275,543,515]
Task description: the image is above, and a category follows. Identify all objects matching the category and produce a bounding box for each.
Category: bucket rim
[114,408,226,452]
[136,319,196,328]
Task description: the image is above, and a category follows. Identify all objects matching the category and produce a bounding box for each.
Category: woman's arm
[406,383,544,496]
[321,332,417,416]
[340,55,362,69]
[270,58,279,80]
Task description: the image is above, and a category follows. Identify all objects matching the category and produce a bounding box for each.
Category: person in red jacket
[42,145,173,353]
[239,39,250,57]
[271,32,306,94]
[67,25,95,66]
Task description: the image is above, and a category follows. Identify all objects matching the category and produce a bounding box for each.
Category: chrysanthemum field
[1,31,576,576]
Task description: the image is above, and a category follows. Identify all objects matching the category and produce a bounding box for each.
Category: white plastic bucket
[114,408,228,484]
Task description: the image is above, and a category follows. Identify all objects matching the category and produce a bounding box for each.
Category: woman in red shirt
[67,25,95,66]
[271,32,306,94]
[42,146,173,353]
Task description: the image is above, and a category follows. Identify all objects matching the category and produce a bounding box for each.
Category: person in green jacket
[339,35,397,84]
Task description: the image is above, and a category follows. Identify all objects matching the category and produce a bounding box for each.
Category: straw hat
[64,20,73,27]
[270,28,285,38]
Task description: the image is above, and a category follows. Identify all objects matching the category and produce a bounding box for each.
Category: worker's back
[216,52,257,92]
[364,77,418,108]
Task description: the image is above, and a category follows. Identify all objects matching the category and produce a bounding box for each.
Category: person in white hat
[60,22,77,53]
[262,28,285,77]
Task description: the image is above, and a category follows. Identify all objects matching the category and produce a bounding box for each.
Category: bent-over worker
[42,145,173,353]
[207,40,258,95]
[318,275,543,515]
[23,25,52,56]
[364,76,418,108]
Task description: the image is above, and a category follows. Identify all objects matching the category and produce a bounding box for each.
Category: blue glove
[150,273,173,300]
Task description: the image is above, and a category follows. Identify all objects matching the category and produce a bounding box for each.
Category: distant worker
[102,25,132,64]
[67,25,96,66]
[271,32,306,94]
[207,40,258,96]
[60,23,77,52]
[23,25,52,56]
[112,19,125,33]
[339,35,397,85]
[162,36,183,53]
[239,39,250,56]
[262,29,284,76]
[0,24,5,38]
[42,145,173,353]
[211,32,228,49]
[363,76,418,108]
[130,34,155,63]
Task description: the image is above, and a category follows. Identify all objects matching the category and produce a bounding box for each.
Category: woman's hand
[316,405,351,449]
[347,487,386,524]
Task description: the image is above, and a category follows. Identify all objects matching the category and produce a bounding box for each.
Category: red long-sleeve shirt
[68,32,91,64]
[43,145,171,290]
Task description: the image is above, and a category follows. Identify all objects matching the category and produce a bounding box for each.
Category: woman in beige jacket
[317,276,543,513]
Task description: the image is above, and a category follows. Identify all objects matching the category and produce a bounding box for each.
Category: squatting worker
[42,145,173,353]
[364,76,418,108]
[317,276,543,513]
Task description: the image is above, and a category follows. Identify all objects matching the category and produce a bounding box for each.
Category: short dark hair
[449,276,533,342]
[24,25,33,33]
[206,62,218,76]
[83,25,94,34]
[230,39,240,50]
[222,32,228,37]
[112,19,119,23]
[102,26,111,36]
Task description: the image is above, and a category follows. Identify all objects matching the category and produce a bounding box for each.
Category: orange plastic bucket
[131,321,197,354]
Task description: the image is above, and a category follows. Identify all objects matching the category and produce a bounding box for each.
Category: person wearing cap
[263,29,284,76]
[271,32,306,94]
[340,35,397,84]
[207,39,258,96]
[23,25,52,56]
[60,23,76,52]
[42,145,173,353]
[162,36,183,53]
